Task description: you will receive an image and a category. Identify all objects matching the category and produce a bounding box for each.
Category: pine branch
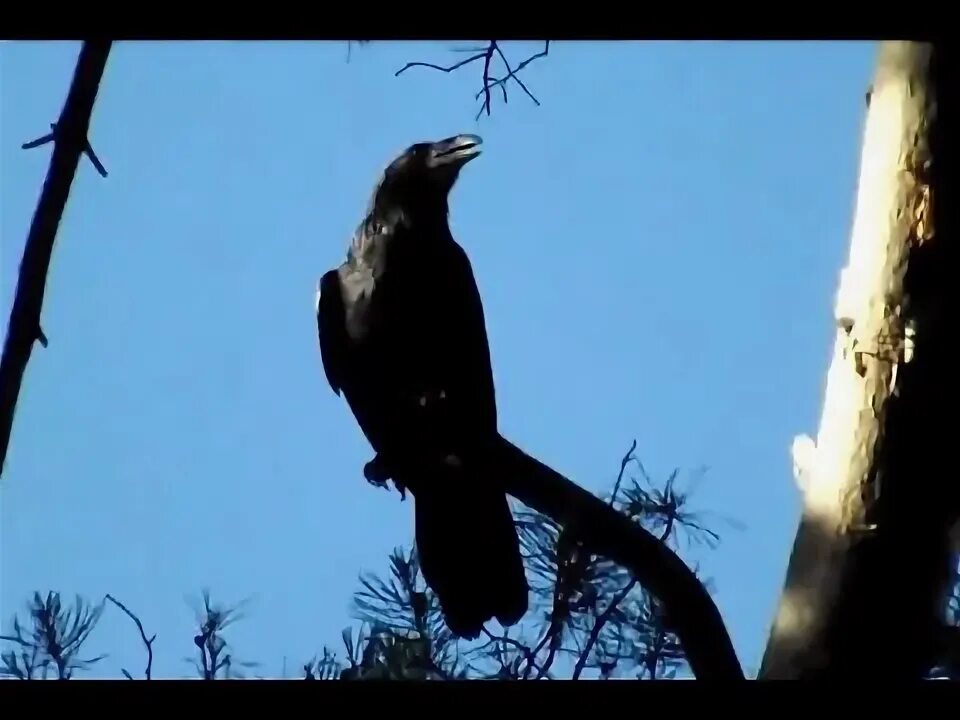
[493,434,744,680]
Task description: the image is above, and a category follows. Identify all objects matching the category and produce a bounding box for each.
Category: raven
[315,134,529,639]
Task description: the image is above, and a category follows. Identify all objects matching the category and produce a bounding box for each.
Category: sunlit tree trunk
[760,41,957,679]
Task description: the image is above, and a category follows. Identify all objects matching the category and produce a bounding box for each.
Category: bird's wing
[438,240,499,437]
[316,269,348,396]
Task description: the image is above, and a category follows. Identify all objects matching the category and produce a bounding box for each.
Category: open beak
[430,134,483,168]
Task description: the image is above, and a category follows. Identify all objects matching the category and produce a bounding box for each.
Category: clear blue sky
[1,40,876,679]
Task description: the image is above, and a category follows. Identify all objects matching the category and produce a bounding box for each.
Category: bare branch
[0,40,112,479]
[106,594,155,680]
[478,629,541,677]
[475,44,496,120]
[395,51,489,78]
[610,438,638,507]
[395,41,550,119]
[480,41,550,109]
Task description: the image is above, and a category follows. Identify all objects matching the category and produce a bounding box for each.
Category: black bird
[315,134,529,639]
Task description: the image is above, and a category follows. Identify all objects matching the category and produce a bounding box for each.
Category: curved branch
[106,594,155,680]
[493,435,744,681]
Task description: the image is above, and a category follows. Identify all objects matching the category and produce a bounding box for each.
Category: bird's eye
[371,221,385,235]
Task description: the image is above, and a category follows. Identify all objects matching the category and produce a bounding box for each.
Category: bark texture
[760,41,957,679]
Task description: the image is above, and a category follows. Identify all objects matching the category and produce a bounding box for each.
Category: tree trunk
[759,41,957,679]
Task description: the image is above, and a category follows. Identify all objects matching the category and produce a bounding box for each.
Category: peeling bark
[760,42,957,678]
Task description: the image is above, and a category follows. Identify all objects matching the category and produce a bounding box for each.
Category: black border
[0,6,949,42]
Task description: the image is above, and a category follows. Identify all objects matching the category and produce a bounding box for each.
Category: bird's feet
[363,453,391,487]
[363,453,406,500]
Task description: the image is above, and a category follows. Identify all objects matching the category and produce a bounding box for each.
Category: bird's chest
[360,244,454,381]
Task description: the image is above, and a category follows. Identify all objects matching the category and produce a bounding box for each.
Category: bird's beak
[429,134,483,168]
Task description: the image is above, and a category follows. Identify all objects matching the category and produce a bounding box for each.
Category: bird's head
[368,134,483,223]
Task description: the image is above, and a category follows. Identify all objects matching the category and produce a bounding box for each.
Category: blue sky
[0,40,876,679]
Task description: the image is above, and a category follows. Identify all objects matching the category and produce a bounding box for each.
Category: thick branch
[492,435,744,681]
[0,41,112,478]
[760,41,957,679]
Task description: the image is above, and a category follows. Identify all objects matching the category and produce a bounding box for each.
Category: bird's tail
[412,462,529,640]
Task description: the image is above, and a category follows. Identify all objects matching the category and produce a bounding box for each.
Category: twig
[394,51,489,78]
[0,633,31,648]
[610,438,638,507]
[106,594,155,680]
[641,622,669,679]
[480,41,550,108]
[0,40,112,479]
[345,40,372,64]
[528,526,582,680]
[525,627,554,680]
[480,629,541,676]
[395,41,549,119]
[536,631,562,679]
[475,43,496,120]
[22,122,108,178]
[571,515,676,679]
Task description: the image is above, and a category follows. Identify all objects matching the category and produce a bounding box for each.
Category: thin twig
[480,41,550,108]
[475,43,497,120]
[0,634,31,648]
[106,594,155,680]
[480,629,540,675]
[528,526,582,680]
[610,438,638,507]
[536,632,563,679]
[571,516,676,679]
[395,41,550,119]
[395,52,488,78]
[520,445,642,682]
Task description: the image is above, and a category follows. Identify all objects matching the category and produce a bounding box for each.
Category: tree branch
[106,594,155,680]
[0,40,112,479]
[492,435,744,680]
[571,515,676,679]
[395,41,549,119]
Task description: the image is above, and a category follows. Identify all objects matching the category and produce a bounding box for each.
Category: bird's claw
[363,454,407,501]
[363,455,391,487]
